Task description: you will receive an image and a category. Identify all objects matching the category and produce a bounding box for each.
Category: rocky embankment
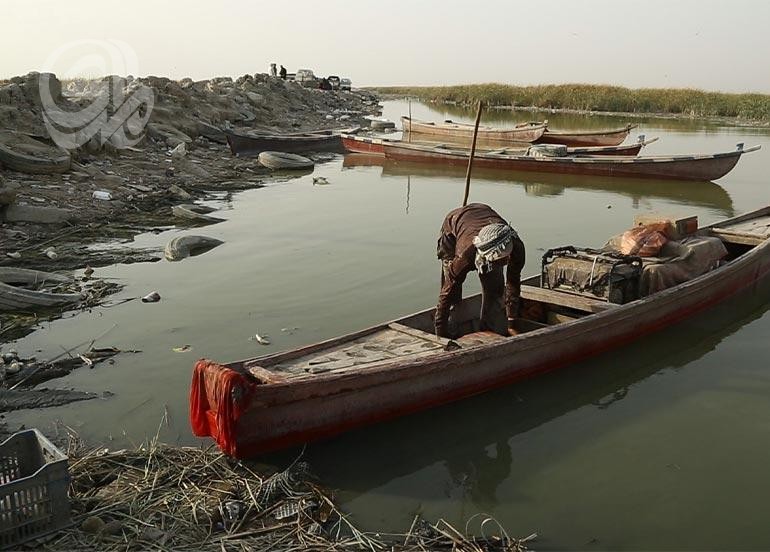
[0,72,380,271]
[0,72,380,403]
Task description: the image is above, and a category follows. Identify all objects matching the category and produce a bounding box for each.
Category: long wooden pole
[462,100,484,207]
[408,98,412,143]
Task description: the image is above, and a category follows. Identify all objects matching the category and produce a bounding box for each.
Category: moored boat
[224,127,359,156]
[535,123,638,147]
[190,207,770,458]
[382,141,759,182]
[0,268,82,312]
[341,134,657,157]
[401,116,547,143]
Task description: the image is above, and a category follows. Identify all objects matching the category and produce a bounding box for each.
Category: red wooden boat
[190,207,770,458]
[341,134,657,157]
[535,123,638,147]
[401,116,547,143]
[382,141,759,182]
[224,127,359,156]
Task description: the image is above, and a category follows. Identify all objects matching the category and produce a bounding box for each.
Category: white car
[340,78,352,91]
[295,69,318,88]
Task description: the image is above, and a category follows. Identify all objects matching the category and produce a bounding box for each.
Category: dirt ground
[0,71,382,410]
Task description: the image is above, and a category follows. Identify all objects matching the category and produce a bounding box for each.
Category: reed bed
[42,433,535,551]
[375,84,770,121]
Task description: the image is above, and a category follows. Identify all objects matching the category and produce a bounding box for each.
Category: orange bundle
[619,222,670,257]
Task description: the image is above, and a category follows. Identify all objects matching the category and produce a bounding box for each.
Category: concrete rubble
[0,71,381,274]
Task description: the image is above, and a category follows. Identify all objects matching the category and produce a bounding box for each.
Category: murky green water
[6,101,770,549]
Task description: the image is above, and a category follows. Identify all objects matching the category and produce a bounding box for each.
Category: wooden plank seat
[710,209,770,246]
[520,284,617,314]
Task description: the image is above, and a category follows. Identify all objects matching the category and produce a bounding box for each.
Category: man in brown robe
[435,203,525,338]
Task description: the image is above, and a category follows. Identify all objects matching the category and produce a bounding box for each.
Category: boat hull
[340,135,386,155]
[191,212,770,457]
[401,117,546,143]
[224,129,347,156]
[535,125,636,147]
[383,143,751,182]
[342,135,648,157]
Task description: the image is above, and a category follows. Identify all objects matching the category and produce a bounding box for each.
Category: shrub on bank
[374,84,770,121]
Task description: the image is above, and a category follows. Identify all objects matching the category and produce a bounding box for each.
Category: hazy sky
[4,0,770,92]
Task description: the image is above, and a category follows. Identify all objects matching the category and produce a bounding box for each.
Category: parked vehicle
[295,69,317,88]
[340,78,352,91]
[327,76,340,90]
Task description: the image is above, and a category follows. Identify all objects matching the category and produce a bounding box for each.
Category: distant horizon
[5,71,768,98]
[4,0,769,94]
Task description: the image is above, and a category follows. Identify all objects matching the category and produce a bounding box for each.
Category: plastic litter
[141,291,161,303]
[92,190,112,201]
[251,334,270,345]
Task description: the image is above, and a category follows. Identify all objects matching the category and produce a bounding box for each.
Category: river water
[7,101,770,549]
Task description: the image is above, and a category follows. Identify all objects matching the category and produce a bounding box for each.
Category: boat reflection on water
[341,153,735,216]
[271,282,770,510]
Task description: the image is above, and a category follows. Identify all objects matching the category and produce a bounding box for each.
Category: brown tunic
[435,203,525,337]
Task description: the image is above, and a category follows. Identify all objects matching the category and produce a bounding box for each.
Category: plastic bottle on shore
[92,190,112,201]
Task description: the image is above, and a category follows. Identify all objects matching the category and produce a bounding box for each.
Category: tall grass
[373,84,770,121]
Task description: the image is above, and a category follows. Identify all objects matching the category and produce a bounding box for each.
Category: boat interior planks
[710,209,770,245]
[266,326,445,375]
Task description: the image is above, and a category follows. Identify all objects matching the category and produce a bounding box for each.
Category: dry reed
[38,430,535,551]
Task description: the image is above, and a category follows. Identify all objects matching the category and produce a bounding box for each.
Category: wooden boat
[401,117,547,143]
[341,134,657,157]
[224,127,359,156]
[535,124,638,147]
[0,268,82,312]
[382,141,760,182]
[190,207,770,458]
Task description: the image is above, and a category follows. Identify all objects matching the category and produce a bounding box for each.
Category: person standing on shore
[269,63,277,77]
[434,203,525,338]
[279,65,287,80]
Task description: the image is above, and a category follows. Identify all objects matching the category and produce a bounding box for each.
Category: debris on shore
[38,436,535,551]
[0,72,381,276]
[0,71,382,346]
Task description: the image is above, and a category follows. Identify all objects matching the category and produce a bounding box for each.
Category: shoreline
[0,71,382,409]
[376,93,770,128]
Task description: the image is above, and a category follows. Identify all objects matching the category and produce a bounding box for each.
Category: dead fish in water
[6,252,21,260]
[312,176,330,186]
[141,291,161,303]
[172,345,192,353]
[44,247,58,260]
[250,334,271,345]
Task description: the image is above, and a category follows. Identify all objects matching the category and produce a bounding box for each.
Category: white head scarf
[473,223,517,273]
